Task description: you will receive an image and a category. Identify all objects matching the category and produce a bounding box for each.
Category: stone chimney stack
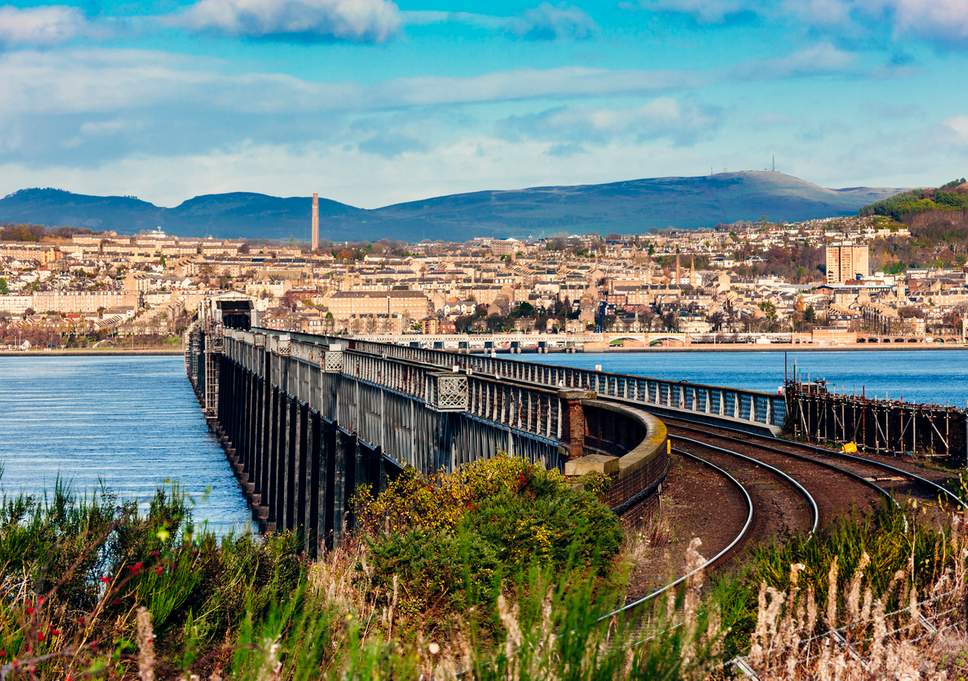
[311,192,319,252]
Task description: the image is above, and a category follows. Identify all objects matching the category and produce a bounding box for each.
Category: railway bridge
[185,299,676,554]
[186,297,966,583]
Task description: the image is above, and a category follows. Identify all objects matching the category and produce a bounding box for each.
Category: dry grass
[742,513,968,680]
[136,607,156,681]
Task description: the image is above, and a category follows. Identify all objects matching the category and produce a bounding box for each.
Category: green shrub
[360,456,624,630]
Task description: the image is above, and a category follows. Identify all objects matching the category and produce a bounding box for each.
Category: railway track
[602,447,754,618]
[671,433,820,536]
[610,436,820,615]
[662,415,966,512]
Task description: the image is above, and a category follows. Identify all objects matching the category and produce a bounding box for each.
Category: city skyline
[0,0,966,209]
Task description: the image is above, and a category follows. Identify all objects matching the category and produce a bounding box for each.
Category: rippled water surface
[0,355,253,534]
[1,351,965,531]
[525,349,968,407]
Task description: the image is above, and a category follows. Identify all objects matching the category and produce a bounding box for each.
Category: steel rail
[602,436,820,619]
[672,434,821,535]
[663,418,898,509]
[662,414,968,512]
[599,447,754,620]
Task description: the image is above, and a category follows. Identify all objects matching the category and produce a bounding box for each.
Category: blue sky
[0,0,966,206]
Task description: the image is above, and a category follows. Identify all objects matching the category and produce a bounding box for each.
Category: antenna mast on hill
[772,154,776,172]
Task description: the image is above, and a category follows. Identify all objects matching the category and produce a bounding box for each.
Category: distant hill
[0,188,163,231]
[0,172,905,242]
[0,188,364,241]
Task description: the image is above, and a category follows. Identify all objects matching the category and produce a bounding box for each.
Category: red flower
[25,606,34,615]
[37,596,45,606]
[128,561,144,575]
[51,629,61,637]
[99,576,111,584]
[37,632,45,642]
[154,565,164,575]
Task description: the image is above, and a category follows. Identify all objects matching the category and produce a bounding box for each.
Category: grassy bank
[0,460,965,679]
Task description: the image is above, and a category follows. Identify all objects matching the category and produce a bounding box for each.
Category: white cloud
[887,0,968,45]
[945,116,968,145]
[174,0,401,42]
[504,97,719,146]
[642,0,968,47]
[735,42,857,78]
[404,3,596,40]
[508,3,597,40]
[381,67,696,107]
[640,0,763,23]
[0,49,695,117]
[0,4,87,45]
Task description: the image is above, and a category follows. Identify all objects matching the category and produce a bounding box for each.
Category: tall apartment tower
[825,243,869,284]
[311,192,319,252]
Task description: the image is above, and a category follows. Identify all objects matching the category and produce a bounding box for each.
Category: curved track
[667,420,895,525]
[601,447,754,619]
[671,434,820,536]
[662,415,966,512]
[608,435,820,614]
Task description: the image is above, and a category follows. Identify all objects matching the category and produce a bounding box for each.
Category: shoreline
[0,347,183,356]
[574,342,968,353]
[1,342,966,357]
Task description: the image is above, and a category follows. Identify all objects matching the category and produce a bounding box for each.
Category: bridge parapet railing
[225,329,566,444]
[327,335,785,431]
[342,349,564,441]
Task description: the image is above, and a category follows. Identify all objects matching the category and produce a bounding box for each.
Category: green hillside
[861,178,968,220]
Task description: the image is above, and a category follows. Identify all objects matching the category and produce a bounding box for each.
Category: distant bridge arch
[647,335,690,347]
[607,336,648,348]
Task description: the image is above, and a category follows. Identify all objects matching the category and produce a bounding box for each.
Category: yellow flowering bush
[354,454,547,536]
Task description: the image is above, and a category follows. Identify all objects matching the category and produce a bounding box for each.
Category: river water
[0,351,965,530]
[524,349,968,408]
[0,355,253,534]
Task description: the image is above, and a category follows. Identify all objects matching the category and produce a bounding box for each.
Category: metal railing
[231,328,566,444]
[264,329,787,432]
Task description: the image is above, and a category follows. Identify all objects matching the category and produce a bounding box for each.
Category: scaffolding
[786,380,968,466]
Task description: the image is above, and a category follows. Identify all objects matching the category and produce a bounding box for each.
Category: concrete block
[564,453,619,476]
